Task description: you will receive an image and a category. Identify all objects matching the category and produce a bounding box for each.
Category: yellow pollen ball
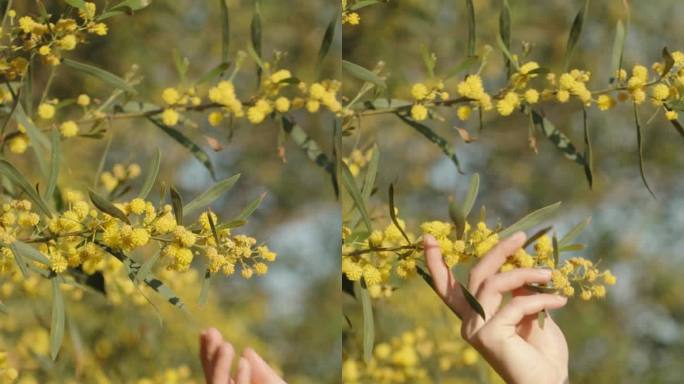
[59,121,79,138]
[38,103,56,119]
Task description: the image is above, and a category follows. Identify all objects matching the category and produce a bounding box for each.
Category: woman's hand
[424,232,569,384]
[199,328,286,384]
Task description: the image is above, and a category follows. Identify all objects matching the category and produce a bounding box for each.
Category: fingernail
[537,269,552,279]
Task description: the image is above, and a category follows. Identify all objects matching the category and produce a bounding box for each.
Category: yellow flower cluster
[409,81,450,121]
[0,351,18,382]
[100,163,142,192]
[1,2,107,76]
[160,86,203,126]
[550,257,617,300]
[343,148,374,176]
[401,51,684,125]
[343,327,480,384]
[342,218,419,286]
[342,0,361,26]
[421,220,499,267]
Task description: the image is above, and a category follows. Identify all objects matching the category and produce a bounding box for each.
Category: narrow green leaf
[361,145,379,201]
[559,217,591,246]
[45,128,60,200]
[199,268,212,305]
[88,189,130,224]
[610,20,626,82]
[109,0,152,12]
[388,184,411,244]
[340,163,372,232]
[552,232,560,267]
[147,117,217,180]
[464,0,476,58]
[235,192,267,221]
[559,243,585,252]
[531,110,588,169]
[183,174,241,217]
[15,104,49,174]
[460,282,486,321]
[172,50,190,84]
[139,149,161,199]
[522,226,553,249]
[10,244,29,277]
[342,60,386,89]
[538,310,547,329]
[134,248,161,285]
[357,282,375,364]
[499,202,562,238]
[669,117,684,139]
[496,33,519,71]
[250,0,262,85]
[0,160,52,217]
[93,131,113,188]
[65,0,85,9]
[396,113,462,173]
[462,173,480,218]
[564,0,590,71]
[281,115,335,175]
[62,59,136,94]
[633,104,656,198]
[318,10,338,66]
[50,278,65,360]
[12,241,49,265]
[420,45,437,79]
[582,108,593,189]
[196,62,231,85]
[499,0,512,77]
[219,0,231,63]
[444,56,480,80]
[169,186,183,226]
[660,47,675,79]
[349,0,380,10]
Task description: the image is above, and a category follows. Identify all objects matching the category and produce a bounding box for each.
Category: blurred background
[343,0,684,383]
[1,0,341,382]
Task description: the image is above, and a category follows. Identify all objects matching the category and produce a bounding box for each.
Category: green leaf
[499,202,562,238]
[388,184,411,244]
[356,282,375,364]
[564,0,590,71]
[0,160,52,217]
[582,108,593,189]
[50,278,65,360]
[349,0,380,10]
[464,0,476,58]
[559,217,591,246]
[281,115,335,175]
[45,128,60,201]
[139,149,161,199]
[361,145,379,201]
[169,186,183,226]
[496,33,519,71]
[12,241,49,265]
[342,60,386,89]
[89,189,130,224]
[183,174,241,218]
[318,10,339,66]
[64,0,85,9]
[396,113,462,173]
[559,243,585,252]
[147,117,217,180]
[660,47,675,79]
[109,0,152,12]
[462,173,480,218]
[172,49,190,84]
[499,0,512,77]
[15,104,49,175]
[460,282,486,321]
[250,0,262,85]
[219,0,231,64]
[420,45,437,79]
[199,268,212,305]
[62,59,136,94]
[610,20,626,82]
[196,62,231,85]
[444,56,480,80]
[134,249,161,285]
[633,105,656,198]
[531,110,588,170]
[669,117,684,139]
[235,192,267,221]
[538,310,547,329]
[340,163,372,232]
[522,226,553,248]
[552,232,559,267]
[93,132,113,188]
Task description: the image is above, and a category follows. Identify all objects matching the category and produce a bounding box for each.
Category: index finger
[424,234,468,318]
[468,231,526,293]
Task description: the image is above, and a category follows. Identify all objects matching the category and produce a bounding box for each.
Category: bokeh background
[343,0,684,383]
[1,0,341,382]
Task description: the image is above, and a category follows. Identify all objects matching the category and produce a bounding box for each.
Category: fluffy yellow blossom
[162,87,181,105]
[77,94,91,106]
[597,95,615,111]
[456,105,472,120]
[275,97,291,113]
[411,83,429,100]
[8,135,29,154]
[161,108,180,126]
[666,110,679,121]
[524,89,540,104]
[208,111,224,126]
[411,104,428,121]
[37,103,55,120]
[59,120,79,138]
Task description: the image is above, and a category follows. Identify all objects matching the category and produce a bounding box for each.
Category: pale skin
[424,231,570,384]
[199,328,286,384]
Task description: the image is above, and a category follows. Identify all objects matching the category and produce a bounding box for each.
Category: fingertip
[510,231,527,243]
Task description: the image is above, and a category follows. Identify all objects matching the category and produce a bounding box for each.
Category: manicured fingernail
[538,269,552,278]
